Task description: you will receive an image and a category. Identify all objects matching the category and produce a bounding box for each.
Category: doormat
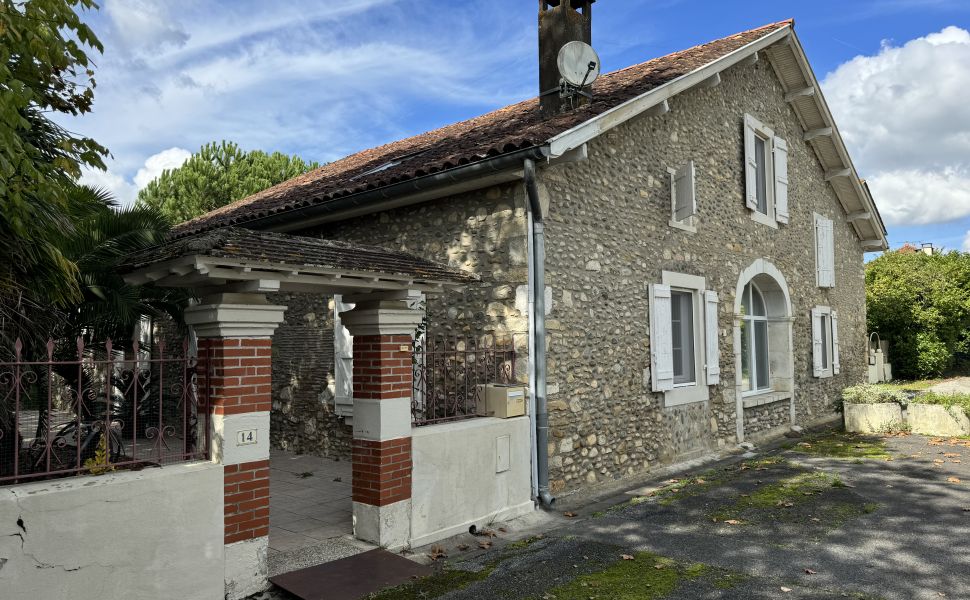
[269,548,432,600]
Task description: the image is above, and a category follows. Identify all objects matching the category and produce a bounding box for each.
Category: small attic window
[352,148,429,180]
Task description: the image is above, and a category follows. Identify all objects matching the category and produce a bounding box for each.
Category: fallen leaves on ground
[804,568,817,575]
[456,543,469,551]
[724,519,742,525]
[563,511,578,518]
[478,540,492,549]
[621,554,634,560]
[429,545,447,560]
[947,477,961,484]
[781,586,793,592]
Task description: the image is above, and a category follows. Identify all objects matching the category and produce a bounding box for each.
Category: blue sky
[63,0,970,255]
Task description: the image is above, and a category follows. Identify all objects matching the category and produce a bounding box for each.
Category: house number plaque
[236,429,258,446]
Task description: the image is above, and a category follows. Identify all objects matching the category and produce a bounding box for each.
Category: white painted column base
[224,537,269,600]
[353,499,411,550]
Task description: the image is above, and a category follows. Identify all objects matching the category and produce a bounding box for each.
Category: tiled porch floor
[269,449,354,557]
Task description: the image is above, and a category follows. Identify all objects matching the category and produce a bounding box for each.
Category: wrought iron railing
[412,334,517,426]
[0,338,208,486]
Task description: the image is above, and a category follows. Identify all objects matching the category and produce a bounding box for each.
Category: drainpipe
[524,158,554,507]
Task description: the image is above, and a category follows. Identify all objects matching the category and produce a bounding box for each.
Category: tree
[866,250,970,379]
[137,140,319,223]
[0,0,109,317]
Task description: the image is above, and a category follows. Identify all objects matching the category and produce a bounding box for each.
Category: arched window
[740,282,770,392]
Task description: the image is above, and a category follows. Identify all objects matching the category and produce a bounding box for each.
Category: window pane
[741,319,751,391]
[671,291,695,384]
[754,136,768,214]
[820,315,829,369]
[741,284,752,316]
[751,285,766,317]
[755,321,769,389]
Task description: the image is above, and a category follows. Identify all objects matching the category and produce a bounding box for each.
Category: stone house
[175,7,887,501]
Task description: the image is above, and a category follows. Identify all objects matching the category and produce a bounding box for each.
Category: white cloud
[133,147,191,190]
[963,230,970,252]
[823,26,970,225]
[79,147,191,207]
[104,0,189,52]
[867,167,970,225]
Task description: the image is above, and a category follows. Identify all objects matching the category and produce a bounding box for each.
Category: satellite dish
[557,41,601,88]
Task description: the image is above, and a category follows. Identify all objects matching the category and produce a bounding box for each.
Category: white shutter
[773,136,789,224]
[673,161,696,222]
[815,215,835,288]
[649,284,674,392]
[333,295,355,418]
[743,115,760,211]
[811,307,823,377]
[824,219,835,287]
[831,310,841,375]
[704,290,720,385]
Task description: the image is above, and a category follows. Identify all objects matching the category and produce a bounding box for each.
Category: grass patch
[367,568,490,600]
[872,380,939,393]
[544,553,683,600]
[789,432,891,460]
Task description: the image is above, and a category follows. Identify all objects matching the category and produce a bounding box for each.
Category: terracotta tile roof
[121,227,478,284]
[175,20,792,237]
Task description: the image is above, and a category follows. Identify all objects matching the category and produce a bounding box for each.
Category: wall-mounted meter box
[476,384,528,419]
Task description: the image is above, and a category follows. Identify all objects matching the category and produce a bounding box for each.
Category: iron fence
[412,334,517,426]
[0,337,208,486]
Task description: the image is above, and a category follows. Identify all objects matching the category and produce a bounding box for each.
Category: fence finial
[46,338,54,361]
[76,336,84,359]
[14,337,22,360]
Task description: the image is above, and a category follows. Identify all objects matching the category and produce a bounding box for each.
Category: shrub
[912,391,970,417]
[841,384,908,406]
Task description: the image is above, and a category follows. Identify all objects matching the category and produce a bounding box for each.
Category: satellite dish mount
[542,40,600,107]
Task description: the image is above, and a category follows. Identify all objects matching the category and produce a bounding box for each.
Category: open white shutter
[831,310,841,375]
[825,220,836,287]
[333,295,355,418]
[811,307,823,377]
[773,136,789,224]
[673,161,696,222]
[649,284,674,392]
[815,215,835,288]
[743,115,760,210]
[704,290,720,385]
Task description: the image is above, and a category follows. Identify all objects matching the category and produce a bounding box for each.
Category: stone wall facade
[268,55,869,494]
[539,56,866,492]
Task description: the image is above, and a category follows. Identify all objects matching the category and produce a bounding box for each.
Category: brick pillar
[187,294,286,600]
[340,299,423,548]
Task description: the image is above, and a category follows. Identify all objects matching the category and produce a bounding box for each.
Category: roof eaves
[546,23,794,158]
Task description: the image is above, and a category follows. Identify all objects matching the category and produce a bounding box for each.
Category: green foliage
[136,140,319,223]
[83,431,114,475]
[866,250,970,379]
[842,384,909,406]
[0,0,109,313]
[913,391,970,417]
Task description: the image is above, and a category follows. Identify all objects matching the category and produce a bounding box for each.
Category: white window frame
[811,306,840,378]
[743,113,790,229]
[740,281,772,397]
[658,271,711,407]
[814,213,836,288]
[667,161,697,233]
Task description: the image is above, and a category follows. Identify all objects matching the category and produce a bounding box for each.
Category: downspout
[524,158,554,507]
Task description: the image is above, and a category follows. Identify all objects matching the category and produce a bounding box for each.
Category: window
[740,282,770,392]
[812,306,840,378]
[671,290,696,385]
[668,161,696,232]
[743,114,789,226]
[649,272,720,406]
[814,213,835,288]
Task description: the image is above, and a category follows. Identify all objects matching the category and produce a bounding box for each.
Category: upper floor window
[744,114,789,227]
[814,213,835,288]
[668,161,697,232]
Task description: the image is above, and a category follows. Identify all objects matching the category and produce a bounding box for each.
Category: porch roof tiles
[173,20,791,237]
[120,227,478,285]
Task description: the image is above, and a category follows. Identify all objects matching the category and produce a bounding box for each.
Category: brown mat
[269,549,432,600]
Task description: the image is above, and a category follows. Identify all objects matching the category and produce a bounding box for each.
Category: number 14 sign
[236,429,258,446]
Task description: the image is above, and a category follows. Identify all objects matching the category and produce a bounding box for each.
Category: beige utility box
[476,384,528,418]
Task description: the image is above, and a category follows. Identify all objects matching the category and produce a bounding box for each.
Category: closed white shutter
[743,114,760,211]
[649,284,674,392]
[831,310,841,375]
[704,290,720,385]
[811,307,824,377]
[673,161,696,222]
[333,295,355,418]
[815,215,835,288]
[773,136,789,224]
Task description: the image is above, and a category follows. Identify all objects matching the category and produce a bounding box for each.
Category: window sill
[749,210,778,229]
[668,218,696,233]
[741,390,791,409]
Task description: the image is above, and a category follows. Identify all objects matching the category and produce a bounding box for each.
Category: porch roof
[120,227,477,296]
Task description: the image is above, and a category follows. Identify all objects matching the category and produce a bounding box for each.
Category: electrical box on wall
[476,384,528,419]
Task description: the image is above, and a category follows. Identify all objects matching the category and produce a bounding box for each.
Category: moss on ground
[790,432,891,460]
[366,567,490,600]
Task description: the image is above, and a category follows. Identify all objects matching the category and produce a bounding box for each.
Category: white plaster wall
[0,462,224,600]
[410,417,533,547]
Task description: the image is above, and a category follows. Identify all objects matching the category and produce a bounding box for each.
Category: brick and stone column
[186,293,286,600]
[339,298,424,549]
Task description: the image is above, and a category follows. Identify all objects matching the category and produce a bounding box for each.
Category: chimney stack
[539,0,594,117]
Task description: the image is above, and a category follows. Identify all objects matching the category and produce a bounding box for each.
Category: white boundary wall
[410,416,534,547]
[0,462,224,600]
